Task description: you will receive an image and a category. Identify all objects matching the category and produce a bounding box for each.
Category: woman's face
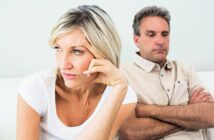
[55,28,96,89]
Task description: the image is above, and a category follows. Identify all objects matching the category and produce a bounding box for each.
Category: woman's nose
[61,53,73,70]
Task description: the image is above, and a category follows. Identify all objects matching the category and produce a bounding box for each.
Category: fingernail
[83,70,88,74]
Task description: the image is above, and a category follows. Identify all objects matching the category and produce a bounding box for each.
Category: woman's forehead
[56,29,89,47]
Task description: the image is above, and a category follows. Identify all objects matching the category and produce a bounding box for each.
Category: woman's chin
[64,81,76,89]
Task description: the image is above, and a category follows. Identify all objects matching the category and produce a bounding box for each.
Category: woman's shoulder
[19,69,56,94]
[25,69,56,79]
[23,69,56,83]
[17,70,55,117]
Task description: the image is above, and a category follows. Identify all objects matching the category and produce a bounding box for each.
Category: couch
[0,71,214,140]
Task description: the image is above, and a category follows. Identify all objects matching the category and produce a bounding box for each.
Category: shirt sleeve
[122,85,137,104]
[185,64,204,96]
[17,74,47,116]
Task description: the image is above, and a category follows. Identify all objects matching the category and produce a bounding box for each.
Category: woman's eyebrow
[55,43,85,48]
[54,43,61,47]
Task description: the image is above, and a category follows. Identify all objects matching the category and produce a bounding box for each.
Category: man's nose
[155,36,164,47]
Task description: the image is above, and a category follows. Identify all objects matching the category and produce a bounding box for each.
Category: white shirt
[18,69,137,140]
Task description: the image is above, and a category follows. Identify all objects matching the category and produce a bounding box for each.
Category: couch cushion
[0,77,23,140]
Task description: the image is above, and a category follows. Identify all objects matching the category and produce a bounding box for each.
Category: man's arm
[119,88,214,140]
[136,103,214,129]
[119,108,183,140]
[108,103,136,140]
[136,88,214,129]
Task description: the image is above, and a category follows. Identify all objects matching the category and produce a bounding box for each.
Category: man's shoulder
[120,63,137,72]
[170,60,192,69]
[170,60,196,75]
[120,62,135,68]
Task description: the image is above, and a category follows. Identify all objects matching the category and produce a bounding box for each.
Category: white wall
[1,0,214,78]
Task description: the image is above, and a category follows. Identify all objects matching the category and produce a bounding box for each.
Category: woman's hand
[83,59,128,87]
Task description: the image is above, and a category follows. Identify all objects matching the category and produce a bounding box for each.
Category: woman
[16,5,136,140]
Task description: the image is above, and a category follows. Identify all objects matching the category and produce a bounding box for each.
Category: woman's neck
[56,82,106,102]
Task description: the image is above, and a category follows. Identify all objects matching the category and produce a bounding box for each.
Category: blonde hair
[49,5,121,67]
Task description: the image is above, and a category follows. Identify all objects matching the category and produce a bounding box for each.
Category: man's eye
[147,32,155,37]
[71,49,84,55]
[162,32,169,37]
[54,46,63,52]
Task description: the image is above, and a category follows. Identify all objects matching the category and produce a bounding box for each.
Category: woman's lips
[62,73,77,80]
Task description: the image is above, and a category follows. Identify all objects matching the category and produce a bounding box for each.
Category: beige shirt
[120,53,210,140]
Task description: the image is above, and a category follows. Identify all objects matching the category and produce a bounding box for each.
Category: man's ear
[133,35,140,48]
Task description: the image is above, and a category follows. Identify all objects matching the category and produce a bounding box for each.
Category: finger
[86,59,96,77]
[189,92,206,104]
[197,92,209,100]
[83,65,107,75]
[189,97,201,104]
[89,59,109,67]
[207,97,214,103]
[190,92,199,102]
[203,95,214,102]
[203,91,212,97]
[86,59,106,77]
[198,91,212,101]
[191,87,204,98]
[84,59,114,74]
[192,93,210,103]
[88,59,107,69]
[201,96,209,102]
[93,74,111,85]
[189,92,203,103]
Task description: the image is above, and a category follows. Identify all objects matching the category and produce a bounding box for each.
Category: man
[119,6,214,140]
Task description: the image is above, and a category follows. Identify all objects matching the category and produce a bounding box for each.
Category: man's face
[134,16,170,66]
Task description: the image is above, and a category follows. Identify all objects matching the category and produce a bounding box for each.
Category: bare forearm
[119,117,182,140]
[138,103,214,129]
[77,85,127,140]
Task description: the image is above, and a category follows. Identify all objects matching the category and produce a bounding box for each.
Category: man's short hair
[132,5,171,36]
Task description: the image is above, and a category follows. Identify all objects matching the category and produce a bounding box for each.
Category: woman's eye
[71,49,84,55]
[54,46,63,52]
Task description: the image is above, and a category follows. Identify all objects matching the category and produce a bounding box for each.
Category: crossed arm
[119,87,214,140]
[119,114,182,140]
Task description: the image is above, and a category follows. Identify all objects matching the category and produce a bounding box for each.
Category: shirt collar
[133,52,174,72]
[164,60,174,70]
